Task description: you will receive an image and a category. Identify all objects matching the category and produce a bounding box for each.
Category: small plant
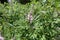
[0,0,60,40]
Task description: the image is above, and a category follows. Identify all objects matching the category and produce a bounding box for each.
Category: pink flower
[0,36,4,40]
[27,11,33,23]
[7,0,11,3]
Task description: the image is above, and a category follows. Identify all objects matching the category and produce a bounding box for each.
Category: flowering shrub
[0,0,60,40]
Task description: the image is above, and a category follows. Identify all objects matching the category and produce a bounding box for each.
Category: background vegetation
[0,0,60,40]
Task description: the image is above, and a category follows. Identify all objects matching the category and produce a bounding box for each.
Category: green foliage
[0,0,60,40]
